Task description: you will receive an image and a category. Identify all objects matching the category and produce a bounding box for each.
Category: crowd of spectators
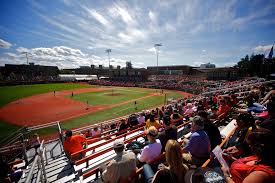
[89,79,136,87]
[86,82,275,183]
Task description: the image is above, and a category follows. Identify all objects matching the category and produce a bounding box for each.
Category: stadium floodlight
[21,52,29,65]
[154,43,162,72]
[105,49,112,68]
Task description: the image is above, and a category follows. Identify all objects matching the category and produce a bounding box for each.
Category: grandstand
[1,78,274,183]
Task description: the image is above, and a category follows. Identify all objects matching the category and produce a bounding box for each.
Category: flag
[268,46,273,59]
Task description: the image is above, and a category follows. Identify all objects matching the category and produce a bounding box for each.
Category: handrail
[57,121,62,134]
[25,140,48,183]
[0,127,26,146]
[27,121,59,131]
[25,155,39,183]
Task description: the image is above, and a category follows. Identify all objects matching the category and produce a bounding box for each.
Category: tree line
[234,54,275,78]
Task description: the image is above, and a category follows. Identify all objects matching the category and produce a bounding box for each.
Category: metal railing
[25,140,48,183]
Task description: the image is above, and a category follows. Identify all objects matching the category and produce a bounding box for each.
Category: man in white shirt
[137,126,162,164]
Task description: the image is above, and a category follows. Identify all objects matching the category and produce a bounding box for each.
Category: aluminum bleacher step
[19,154,75,183]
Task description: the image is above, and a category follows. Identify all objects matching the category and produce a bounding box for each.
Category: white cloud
[118,28,147,43]
[253,44,273,53]
[202,50,206,52]
[109,3,136,26]
[2,46,128,69]
[16,47,29,53]
[148,47,156,53]
[190,24,204,35]
[149,11,157,23]
[84,8,109,27]
[0,38,12,49]
[164,23,176,32]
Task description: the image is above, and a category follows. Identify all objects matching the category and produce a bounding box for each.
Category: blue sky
[0,0,274,69]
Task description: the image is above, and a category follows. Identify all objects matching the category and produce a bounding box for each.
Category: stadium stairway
[19,139,78,183]
[19,155,76,183]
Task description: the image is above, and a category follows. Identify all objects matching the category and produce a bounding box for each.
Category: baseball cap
[113,139,124,149]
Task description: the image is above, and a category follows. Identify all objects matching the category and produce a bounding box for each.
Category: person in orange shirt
[63,130,87,161]
[217,99,231,116]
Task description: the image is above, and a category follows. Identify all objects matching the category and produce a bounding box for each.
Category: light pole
[22,52,29,65]
[105,49,111,68]
[154,43,162,73]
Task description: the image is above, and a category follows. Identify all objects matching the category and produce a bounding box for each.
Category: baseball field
[0,83,192,140]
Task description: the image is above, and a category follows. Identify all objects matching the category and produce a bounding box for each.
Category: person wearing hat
[182,116,210,166]
[158,115,177,152]
[101,139,136,183]
[137,126,162,164]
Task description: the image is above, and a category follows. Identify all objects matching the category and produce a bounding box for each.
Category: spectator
[217,99,230,116]
[91,126,101,137]
[0,155,23,183]
[145,110,151,121]
[138,112,146,124]
[197,100,205,111]
[222,130,275,183]
[209,106,219,119]
[258,101,275,133]
[198,111,221,150]
[230,94,239,107]
[101,139,137,183]
[84,129,92,138]
[128,114,139,127]
[224,113,256,158]
[260,90,275,105]
[184,103,194,116]
[85,126,101,138]
[158,115,177,152]
[170,109,183,126]
[27,133,41,154]
[63,130,87,161]
[137,126,162,164]
[151,140,189,183]
[110,122,116,131]
[145,114,160,129]
[182,116,211,166]
[117,119,129,135]
[155,107,164,120]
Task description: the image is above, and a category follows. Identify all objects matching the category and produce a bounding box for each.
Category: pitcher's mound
[105,93,123,96]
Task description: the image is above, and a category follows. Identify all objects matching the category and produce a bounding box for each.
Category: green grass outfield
[61,89,182,130]
[0,84,184,140]
[69,87,154,105]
